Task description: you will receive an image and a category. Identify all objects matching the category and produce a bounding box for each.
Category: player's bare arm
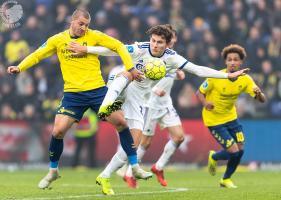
[253,86,266,103]
[196,90,214,111]
[7,66,20,74]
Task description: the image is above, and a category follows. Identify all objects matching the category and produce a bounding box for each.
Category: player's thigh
[227,119,245,145]
[53,114,77,138]
[161,107,182,136]
[208,124,236,150]
[143,108,160,137]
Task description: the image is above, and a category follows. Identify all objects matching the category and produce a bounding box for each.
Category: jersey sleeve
[168,52,189,69]
[244,75,258,97]
[18,35,57,71]
[199,79,213,94]
[182,61,228,78]
[87,46,118,56]
[95,31,133,71]
[125,42,143,60]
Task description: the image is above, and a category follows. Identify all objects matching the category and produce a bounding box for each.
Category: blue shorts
[208,119,245,149]
[56,86,108,121]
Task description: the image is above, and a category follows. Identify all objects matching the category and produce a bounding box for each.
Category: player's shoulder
[164,48,176,56]
[125,41,149,54]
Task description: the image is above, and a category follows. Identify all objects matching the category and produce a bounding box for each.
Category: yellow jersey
[18,29,133,92]
[199,69,257,126]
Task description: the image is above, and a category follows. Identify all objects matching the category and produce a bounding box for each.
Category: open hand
[228,68,250,79]
[67,42,87,56]
[130,68,145,82]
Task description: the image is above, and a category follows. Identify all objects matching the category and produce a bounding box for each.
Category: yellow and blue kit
[199,69,258,148]
[18,29,133,120]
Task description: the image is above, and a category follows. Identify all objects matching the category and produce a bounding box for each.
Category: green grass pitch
[1,168,281,200]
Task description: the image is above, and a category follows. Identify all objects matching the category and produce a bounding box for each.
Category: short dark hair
[72,9,91,20]
[163,24,177,36]
[146,25,173,43]
[221,44,247,60]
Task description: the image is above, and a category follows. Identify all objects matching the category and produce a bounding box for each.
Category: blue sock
[49,135,64,168]
[212,150,231,161]
[118,128,137,165]
[223,151,241,179]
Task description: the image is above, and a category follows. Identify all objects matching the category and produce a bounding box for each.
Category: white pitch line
[19,187,188,200]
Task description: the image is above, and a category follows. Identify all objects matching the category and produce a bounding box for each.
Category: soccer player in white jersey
[68,24,249,194]
[121,26,186,188]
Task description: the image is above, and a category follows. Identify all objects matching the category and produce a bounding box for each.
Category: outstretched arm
[7,37,56,74]
[181,62,249,79]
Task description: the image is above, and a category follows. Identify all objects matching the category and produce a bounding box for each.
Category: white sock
[125,165,133,177]
[100,147,128,178]
[101,75,129,107]
[137,145,147,161]
[155,140,178,170]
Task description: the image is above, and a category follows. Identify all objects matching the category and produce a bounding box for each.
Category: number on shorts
[236,131,244,142]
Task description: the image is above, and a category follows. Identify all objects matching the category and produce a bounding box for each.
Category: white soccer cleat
[38,169,60,189]
[132,165,153,180]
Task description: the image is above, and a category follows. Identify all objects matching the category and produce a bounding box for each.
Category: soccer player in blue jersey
[197,44,266,188]
[6,9,150,194]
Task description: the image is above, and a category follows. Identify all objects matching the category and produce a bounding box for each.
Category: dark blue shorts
[208,119,245,149]
[56,86,108,121]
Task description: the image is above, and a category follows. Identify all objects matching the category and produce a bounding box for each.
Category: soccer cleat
[132,165,153,180]
[96,176,115,195]
[208,150,217,176]
[220,178,238,188]
[110,100,123,112]
[97,104,112,121]
[38,170,60,189]
[123,175,137,189]
[151,164,167,187]
[98,100,123,120]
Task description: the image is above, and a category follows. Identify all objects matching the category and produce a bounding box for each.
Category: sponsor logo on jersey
[202,81,208,89]
[127,45,134,53]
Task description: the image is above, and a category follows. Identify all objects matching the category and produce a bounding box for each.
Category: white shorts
[122,84,147,130]
[143,107,181,136]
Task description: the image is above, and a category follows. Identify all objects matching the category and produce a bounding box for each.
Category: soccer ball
[144,58,166,80]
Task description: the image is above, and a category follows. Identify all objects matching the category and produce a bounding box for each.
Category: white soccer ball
[144,58,166,80]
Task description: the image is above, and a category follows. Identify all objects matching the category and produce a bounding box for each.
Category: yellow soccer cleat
[220,178,238,188]
[98,100,123,120]
[38,169,60,189]
[96,176,115,195]
[208,150,217,176]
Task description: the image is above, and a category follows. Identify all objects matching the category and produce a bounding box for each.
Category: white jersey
[147,73,176,110]
[126,42,188,102]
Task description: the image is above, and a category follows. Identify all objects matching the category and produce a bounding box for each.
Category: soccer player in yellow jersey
[197,44,266,188]
[7,9,150,193]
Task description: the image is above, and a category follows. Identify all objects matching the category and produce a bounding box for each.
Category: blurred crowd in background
[0,0,280,122]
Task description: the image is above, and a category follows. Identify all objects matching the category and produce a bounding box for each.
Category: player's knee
[172,135,184,145]
[229,151,240,159]
[52,129,65,139]
[113,119,128,131]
